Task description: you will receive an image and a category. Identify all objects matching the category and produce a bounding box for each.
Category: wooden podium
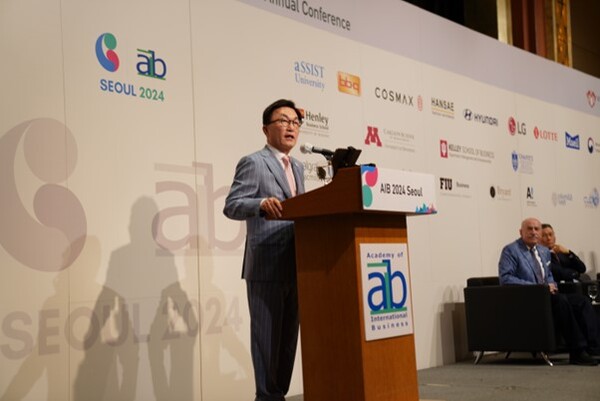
[282,166,435,401]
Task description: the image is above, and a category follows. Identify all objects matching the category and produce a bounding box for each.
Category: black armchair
[464,277,558,366]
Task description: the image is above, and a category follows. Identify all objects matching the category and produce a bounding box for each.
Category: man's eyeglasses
[268,118,302,129]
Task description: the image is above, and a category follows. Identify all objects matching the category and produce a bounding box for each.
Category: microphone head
[300,143,313,154]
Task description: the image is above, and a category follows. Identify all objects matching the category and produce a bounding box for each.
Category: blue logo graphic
[511,151,518,171]
[95,33,119,72]
[367,259,407,314]
[565,132,580,150]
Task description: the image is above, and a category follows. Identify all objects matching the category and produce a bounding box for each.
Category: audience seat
[464,276,559,366]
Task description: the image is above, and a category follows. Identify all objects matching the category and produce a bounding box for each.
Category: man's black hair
[262,99,303,126]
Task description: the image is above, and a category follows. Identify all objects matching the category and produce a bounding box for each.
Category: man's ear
[262,126,268,136]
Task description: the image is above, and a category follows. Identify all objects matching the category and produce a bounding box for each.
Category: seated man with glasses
[540,223,588,283]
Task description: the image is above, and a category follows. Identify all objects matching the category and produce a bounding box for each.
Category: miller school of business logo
[337,71,360,96]
[96,33,120,72]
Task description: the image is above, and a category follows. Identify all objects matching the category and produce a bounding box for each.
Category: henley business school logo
[95,33,120,72]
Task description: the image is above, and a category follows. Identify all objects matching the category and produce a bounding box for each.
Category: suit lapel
[291,158,304,195]
[260,147,292,198]
[518,240,539,281]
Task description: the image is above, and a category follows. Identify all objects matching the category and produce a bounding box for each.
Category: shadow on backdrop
[73,197,197,401]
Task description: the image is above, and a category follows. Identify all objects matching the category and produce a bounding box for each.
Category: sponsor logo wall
[2,0,600,400]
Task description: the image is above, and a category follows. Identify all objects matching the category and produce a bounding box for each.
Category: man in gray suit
[224,99,305,401]
[499,217,599,365]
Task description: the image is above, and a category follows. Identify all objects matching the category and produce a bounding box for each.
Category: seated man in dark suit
[540,223,587,282]
[499,217,599,365]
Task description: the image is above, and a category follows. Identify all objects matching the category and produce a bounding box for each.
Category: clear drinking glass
[587,283,599,304]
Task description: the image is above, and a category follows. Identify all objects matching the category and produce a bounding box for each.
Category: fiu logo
[337,71,360,96]
[508,117,526,135]
[440,177,452,190]
[95,33,120,72]
[365,126,382,147]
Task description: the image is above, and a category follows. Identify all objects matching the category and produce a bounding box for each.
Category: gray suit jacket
[498,238,555,285]
[223,146,305,281]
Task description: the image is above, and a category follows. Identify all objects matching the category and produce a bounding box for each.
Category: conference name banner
[361,166,437,214]
[360,243,413,341]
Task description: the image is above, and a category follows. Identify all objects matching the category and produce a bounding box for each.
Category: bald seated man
[498,217,599,366]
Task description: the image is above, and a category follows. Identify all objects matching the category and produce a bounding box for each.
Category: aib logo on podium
[366,258,408,314]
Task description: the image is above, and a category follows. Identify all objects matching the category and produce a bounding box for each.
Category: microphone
[300,142,335,157]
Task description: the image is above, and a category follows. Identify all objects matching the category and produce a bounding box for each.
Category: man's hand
[552,244,570,254]
[260,197,283,219]
[548,282,558,294]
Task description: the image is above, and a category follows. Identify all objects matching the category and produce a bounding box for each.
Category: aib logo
[367,259,408,314]
[365,126,382,147]
[508,117,526,135]
[361,165,378,207]
[95,33,120,72]
[137,49,167,80]
[337,71,361,96]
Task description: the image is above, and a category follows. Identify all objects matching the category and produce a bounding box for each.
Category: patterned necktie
[530,247,545,284]
[282,155,297,197]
